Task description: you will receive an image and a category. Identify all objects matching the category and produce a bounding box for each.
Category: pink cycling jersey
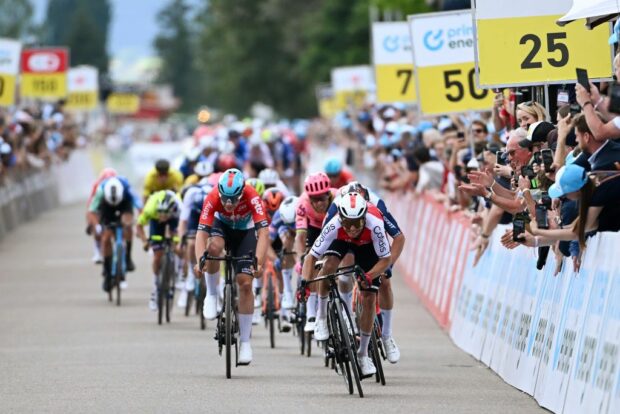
[295,188,338,230]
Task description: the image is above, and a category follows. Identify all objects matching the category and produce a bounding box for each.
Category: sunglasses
[472,128,485,134]
[309,194,330,203]
[341,217,364,230]
[220,193,241,205]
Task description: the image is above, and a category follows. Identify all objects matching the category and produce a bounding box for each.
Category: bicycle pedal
[236,361,251,366]
[360,373,374,380]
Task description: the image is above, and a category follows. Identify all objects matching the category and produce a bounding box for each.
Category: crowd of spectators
[334,51,620,273]
[0,100,81,183]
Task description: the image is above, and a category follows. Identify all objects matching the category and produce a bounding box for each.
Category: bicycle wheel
[338,301,364,398]
[306,331,312,357]
[157,255,167,325]
[327,301,353,394]
[267,275,275,349]
[224,283,232,379]
[370,328,386,385]
[165,253,174,323]
[115,243,123,307]
[198,278,206,330]
[185,284,193,317]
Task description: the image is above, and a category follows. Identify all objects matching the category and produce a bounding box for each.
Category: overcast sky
[31,0,201,82]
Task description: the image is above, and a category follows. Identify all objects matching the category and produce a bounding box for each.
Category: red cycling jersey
[330,168,355,189]
[198,184,269,231]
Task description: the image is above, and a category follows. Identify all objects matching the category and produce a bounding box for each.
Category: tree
[0,0,34,40]
[44,0,111,73]
[154,0,197,110]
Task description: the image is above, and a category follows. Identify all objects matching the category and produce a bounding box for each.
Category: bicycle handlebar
[304,264,362,286]
[199,250,256,272]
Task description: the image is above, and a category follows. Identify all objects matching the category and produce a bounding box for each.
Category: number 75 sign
[473,0,613,87]
[408,10,493,115]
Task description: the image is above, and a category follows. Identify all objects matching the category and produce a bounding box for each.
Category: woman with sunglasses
[516,100,548,131]
[195,168,271,365]
[301,192,392,377]
[294,172,338,333]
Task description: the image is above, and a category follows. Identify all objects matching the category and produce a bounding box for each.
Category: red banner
[21,48,69,74]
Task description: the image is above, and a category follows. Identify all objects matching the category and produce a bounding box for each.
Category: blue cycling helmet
[218,168,245,201]
[324,158,343,176]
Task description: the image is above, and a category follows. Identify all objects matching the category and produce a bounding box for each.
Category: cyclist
[294,172,338,333]
[324,158,355,189]
[176,161,214,308]
[88,176,141,291]
[258,168,290,196]
[179,147,203,179]
[195,168,270,365]
[269,195,298,330]
[136,190,182,311]
[246,178,265,197]
[142,159,184,203]
[302,192,391,376]
[323,181,405,363]
[86,168,118,264]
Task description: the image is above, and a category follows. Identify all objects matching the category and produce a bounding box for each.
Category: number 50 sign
[473,0,612,87]
[408,10,493,115]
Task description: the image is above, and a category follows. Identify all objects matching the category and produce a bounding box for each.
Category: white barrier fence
[386,191,620,413]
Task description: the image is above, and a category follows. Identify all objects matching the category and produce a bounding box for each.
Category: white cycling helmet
[103,177,124,206]
[338,192,367,220]
[279,196,298,224]
[186,147,202,162]
[194,160,213,177]
[258,168,280,186]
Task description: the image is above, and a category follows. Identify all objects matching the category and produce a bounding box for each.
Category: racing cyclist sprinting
[195,168,270,365]
[302,192,391,376]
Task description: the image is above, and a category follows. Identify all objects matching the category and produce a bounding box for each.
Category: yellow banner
[66,91,98,111]
[477,15,612,87]
[334,90,367,111]
[21,73,67,99]
[106,93,140,115]
[417,62,494,115]
[375,64,417,104]
[0,73,17,107]
[318,97,337,119]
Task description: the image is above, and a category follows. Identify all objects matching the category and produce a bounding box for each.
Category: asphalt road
[0,201,549,414]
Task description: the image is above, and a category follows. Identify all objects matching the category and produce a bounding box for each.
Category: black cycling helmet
[155,159,170,174]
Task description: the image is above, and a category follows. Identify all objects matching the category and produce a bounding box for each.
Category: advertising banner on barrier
[0,38,21,107]
[371,22,416,104]
[473,0,612,88]
[66,66,98,111]
[20,47,69,100]
[106,92,140,115]
[330,65,374,110]
[407,10,494,115]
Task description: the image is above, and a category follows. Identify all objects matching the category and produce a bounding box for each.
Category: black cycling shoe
[102,277,111,292]
[126,258,136,272]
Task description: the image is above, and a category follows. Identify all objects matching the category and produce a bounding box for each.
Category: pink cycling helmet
[304,172,331,196]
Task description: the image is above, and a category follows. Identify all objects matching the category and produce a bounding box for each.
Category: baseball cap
[548,164,588,198]
[383,107,396,119]
[519,121,556,148]
[609,20,620,45]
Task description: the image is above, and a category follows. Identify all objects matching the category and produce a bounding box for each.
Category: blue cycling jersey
[269,210,295,242]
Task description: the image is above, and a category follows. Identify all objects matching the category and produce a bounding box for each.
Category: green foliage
[44,0,111,73]
[0,0,34,40]
[371,0,431,15]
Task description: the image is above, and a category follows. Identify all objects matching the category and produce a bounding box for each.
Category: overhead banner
[473,0,612,87]
[106,93,140,115]
[372,22,416,104]
[20,47,69,100]
[330,65,374,110]
[66,66,98,111]
[408,11,494,115]
[0,38,21,107]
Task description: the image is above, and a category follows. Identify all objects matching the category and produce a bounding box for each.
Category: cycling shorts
[149,218,179,251]
[208,217,256,276]
[323,240,382,292]
[99,198,133,227]
[306,225,321,249]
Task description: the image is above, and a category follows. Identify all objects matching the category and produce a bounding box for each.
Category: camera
[540,191,552,209]
[521,165,539,189]
[541,149,554,172]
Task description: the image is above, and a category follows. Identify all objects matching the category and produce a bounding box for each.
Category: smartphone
[496,151,506,166]
[513,216,526,242]
[541,149,554,172]
[569,103,582,116]
[521,165,536,179]
[535,205,549,229]
[609,82,620,114]
[533,151,542,165]
[540,191,552,209]
[576,68,590,93]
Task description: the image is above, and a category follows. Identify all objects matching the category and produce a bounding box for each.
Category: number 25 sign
[473,0,612,87]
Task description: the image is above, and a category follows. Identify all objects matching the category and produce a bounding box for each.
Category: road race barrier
[385,191,620,413]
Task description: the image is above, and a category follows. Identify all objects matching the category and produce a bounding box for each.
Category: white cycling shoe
[148,293,158,312]
[304,317,316,333]
[177,290,188,308]
[383,336,401,363]
[314,318,329,341]
[281,290,295,309]
[203,295,218,320]
[92,250,103,264]
[238,342,252,365]
[358,355,377,376]
[185,278,195,292]
[119,280,128,290]
[252,307,262,325]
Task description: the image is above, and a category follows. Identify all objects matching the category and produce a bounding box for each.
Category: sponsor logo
[315,222,335,247]
[382,34,411,53]
[423,30,444,51]
[423,24,474,53]
[373,225,387,253]
[251,197,264,216]
[27,52,61,72]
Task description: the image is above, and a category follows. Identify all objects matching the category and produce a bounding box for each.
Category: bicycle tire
[306,331,312,357]
[370,329,386,385]
[115,243,123,307]
[157,255,167,325]
[198,278,206,330]
[328,301,353,394]
[224,283,232,379]
[165,253,174,323]
[185,285,193,317]
[338,301,364,398]
[267,275,275,349]
[107,274,113,303]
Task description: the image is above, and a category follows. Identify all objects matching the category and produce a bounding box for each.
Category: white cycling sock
[253,277,263,289]
[340,290,353,315]
[239,313,253,343]
[307,293,318,319]
[381,308,393,339]
[206,271,219,296]
[358,332,371,357]
[282,268,293,294]
[317,295,328,319]
[94,239,101,254]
